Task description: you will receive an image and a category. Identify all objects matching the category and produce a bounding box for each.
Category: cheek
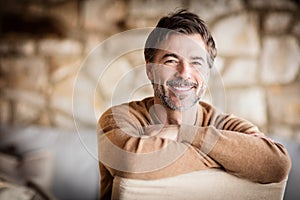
[152,67,176,84]
[196,71,210,84]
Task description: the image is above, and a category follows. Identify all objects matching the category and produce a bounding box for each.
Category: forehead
[156,33,207,59]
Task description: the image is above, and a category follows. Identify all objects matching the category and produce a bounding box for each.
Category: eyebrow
[191,56,205,62]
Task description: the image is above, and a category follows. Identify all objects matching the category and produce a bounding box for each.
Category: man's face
[147,33,210,111]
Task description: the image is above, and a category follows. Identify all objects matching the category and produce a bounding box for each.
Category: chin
[165,97,201,111]
[154,84,202,110]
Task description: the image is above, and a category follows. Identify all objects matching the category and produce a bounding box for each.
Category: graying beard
[155,85,201,111]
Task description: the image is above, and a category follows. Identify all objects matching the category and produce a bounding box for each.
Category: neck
[153,97,198,125]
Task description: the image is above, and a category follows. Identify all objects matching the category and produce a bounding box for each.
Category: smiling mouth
[170,85,194,92]
[167,80,197,94]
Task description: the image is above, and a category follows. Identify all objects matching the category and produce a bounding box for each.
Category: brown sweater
[97,97,291,200]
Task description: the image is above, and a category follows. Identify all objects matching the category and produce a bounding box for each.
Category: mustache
[166,79,197,87]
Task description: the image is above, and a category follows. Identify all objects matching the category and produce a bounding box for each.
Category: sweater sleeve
[97,105,220,180]
[99,162,113,200]
[179,114,291,183]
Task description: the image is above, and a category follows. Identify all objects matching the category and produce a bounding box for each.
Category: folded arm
[98,123,218,179]
[188,113,290,183]
[179,125,291,183]
[98,107,291,183]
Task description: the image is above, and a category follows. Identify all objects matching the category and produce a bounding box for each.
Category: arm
[209,127,290,183]
[98,102,291,200]
[97,106,220,179]
[97,105,219,199]
[215,114,291,183]
[99,163,113,200]
[179,114,291,183]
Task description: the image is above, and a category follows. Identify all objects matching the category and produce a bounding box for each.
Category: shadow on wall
[0,13,66,38]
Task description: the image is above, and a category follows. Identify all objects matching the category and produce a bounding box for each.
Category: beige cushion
[112,169,287,200]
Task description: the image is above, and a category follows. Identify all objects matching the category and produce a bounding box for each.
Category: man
[97,10,291,199]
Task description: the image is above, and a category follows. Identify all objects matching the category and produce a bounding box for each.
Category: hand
[145,125,179,141]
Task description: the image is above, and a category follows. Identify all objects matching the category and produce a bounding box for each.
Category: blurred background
[0,0,299,199]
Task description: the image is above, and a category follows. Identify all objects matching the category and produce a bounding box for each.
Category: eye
[164,59,179,66]
[191,61,202,66]
[190,61,204,71]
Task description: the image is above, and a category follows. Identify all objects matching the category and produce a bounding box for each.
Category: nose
[176,60,191,79]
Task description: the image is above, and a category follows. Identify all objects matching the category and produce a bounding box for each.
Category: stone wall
[0,0,299,142]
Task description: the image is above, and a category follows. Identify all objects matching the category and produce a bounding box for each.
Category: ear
[146,62,154,81]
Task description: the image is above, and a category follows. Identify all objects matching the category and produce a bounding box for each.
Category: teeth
[173,86,191,91]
